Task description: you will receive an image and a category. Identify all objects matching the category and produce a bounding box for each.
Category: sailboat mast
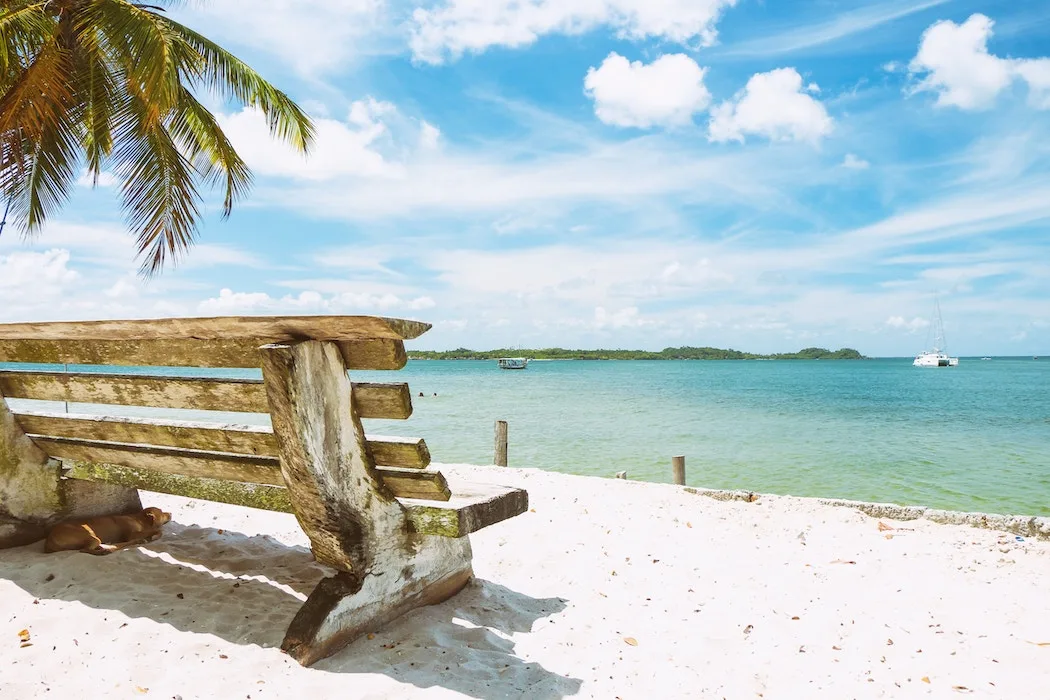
[934,298,946,353]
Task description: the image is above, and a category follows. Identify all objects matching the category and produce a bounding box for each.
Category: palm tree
[0,0,314,274]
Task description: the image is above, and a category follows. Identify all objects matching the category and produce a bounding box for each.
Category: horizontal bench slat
[0,371,267,413]
[0,338,407,370]
[0,315,431,341]
[61,464,526,537]
[352,382,413,420]
[63,462,294,512]
[30,436,443,499]
[17,412,274,454]
[0,372,413,420]
[366,434,431,469]
[32,435,285,485]
[375,467,451,501]
[12,412,430,468]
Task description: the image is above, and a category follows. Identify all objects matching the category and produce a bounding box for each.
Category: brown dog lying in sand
[44,507,172,555]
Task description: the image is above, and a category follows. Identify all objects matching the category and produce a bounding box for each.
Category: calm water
[5,358,1050,516]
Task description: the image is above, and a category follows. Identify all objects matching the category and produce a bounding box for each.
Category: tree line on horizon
[407,346,866,361]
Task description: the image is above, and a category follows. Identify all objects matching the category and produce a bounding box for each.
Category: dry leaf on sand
[877,522,895,532]
[623,637,638,646]
[921,677,931,684]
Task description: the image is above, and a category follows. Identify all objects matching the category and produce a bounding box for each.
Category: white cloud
[594,305,648,329]
[584,53,711,128]
[909,15,1014,110]
[885,315,930,332]
[709,68,833,143]
[177,0,388,76]
[348,96,396,128]
[0,249,79,294]
[105,276,139,299]
[218,105,400,181]
[197,288,436,315]
[842,153,870,170]
[420,121,442,149]
[1015,59,1050,110]
[909,14,1050,110]
[410,0,738,64]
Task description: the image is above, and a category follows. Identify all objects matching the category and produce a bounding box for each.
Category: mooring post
[672,455,686,485]
[494,420,508,466]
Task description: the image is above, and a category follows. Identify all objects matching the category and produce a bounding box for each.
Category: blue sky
[1,0,1049,356]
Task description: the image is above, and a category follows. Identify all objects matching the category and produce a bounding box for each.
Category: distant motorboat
[981,357,992,361]
[914,298,958,368]
[497,357,528,370]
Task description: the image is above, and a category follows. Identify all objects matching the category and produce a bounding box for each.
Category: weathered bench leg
[261,340,472,666]
[0,395,141,549]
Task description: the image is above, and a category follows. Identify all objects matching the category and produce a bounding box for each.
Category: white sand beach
[2,464,1048,699]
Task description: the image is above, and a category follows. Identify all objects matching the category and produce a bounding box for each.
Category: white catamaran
[913,299,959,367]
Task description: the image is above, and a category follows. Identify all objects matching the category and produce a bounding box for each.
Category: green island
[408,346,866,360]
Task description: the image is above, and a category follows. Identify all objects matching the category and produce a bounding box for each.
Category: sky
[1,0,1049,356]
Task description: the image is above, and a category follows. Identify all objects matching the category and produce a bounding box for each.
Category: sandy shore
[2,464,1048,699]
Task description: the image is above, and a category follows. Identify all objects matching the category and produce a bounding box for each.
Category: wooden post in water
[672,455,686,485]
[494,420,508,466]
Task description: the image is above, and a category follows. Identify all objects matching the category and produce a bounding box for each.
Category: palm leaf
[111,80,200,276]
[91,0,181,116]
[0,3,53,82]
[15,105,82,233]
[168,84,251,216]
[155,15,314,152]
[0,11,79,227]
[70,22,119,184]
[0,0,315,272]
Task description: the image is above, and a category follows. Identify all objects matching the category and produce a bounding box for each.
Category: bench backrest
[0,315,452,508]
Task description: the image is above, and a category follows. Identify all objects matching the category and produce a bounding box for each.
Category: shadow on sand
[0,518,582,699]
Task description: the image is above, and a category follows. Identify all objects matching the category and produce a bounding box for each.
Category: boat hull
[913,352,958,367]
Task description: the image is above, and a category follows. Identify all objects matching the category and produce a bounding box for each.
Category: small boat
[497,357,528,370]
[981,357,991,361]
[913,298,958,368]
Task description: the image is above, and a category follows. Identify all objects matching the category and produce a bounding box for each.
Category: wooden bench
[0,315,528,665]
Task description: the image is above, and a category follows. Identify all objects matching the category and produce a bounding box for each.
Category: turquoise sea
[364,358,1050,516]
[5,357,1049,516]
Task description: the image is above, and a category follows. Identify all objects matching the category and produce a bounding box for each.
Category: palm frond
[111,81,200,276]
[0,3,53,82]
[15,105,81,233]
[70,23,119,183]
[0,32,71,143]
[1,0,315,273]
[91,0,181,115]
[0,19,75,207]
[155,15,314,152]
[168,84,251,216]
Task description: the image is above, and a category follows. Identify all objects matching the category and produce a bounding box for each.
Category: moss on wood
[63,461,294,513]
